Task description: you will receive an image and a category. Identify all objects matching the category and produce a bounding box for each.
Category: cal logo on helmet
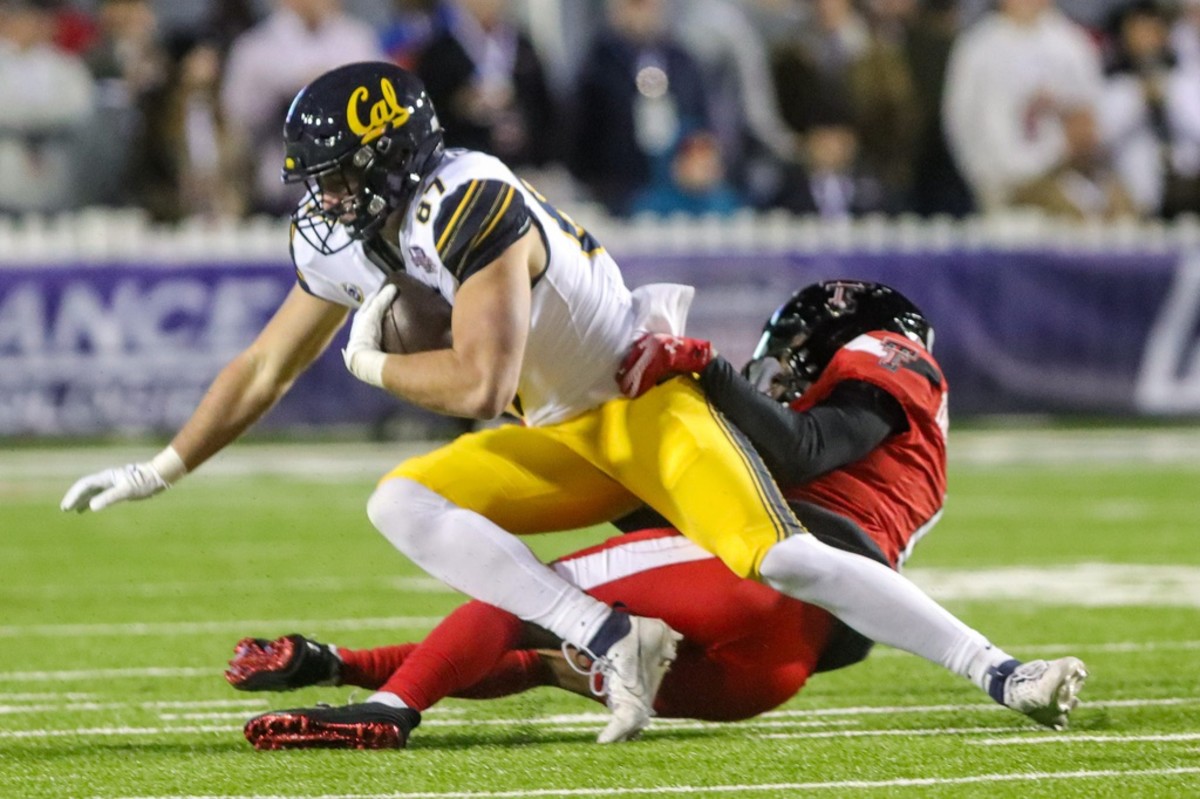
[346,78,412,144]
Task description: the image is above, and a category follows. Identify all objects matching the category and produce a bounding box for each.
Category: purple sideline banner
[0,263,402,437]
[1,248,1198,437]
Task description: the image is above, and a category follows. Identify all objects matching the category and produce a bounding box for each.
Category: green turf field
[2,432,1199,798]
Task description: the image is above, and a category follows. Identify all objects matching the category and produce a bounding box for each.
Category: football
[380,271,453,354]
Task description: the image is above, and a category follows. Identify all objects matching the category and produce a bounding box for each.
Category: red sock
[338,643,418,689]
[451,650,549,700]
[378,601,528,711]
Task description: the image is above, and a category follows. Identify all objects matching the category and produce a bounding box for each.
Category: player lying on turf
[227,282,1087,750]
[228,525,884,749]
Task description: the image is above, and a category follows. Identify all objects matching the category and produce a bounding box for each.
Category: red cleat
[225,634,340,691]
[243,702,421,750]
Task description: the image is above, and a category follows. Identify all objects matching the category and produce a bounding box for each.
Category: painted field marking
[95,766,1200,799]
[0,575,452,600]
[0,698,267,716]
[974,732,1200,745]
[0,616,446,638]
[8,430,1200,488]
[7,563,1200,617]
[0,691,93,701]
[0,696,1193,720]
[0,666,211,682]
[0,724,232,739]
[3,640,1198,685]
[2,697,1194,735]
[4,722,1190,746]
[905,564,1200,607]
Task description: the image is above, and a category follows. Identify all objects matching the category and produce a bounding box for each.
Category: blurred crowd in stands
[1,0,1199,224]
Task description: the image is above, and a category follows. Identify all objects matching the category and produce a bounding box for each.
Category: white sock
[367,691,409,709]
[759,534,1014,688]
[367,478,612,648]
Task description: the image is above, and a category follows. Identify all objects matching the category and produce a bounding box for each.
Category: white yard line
[903,564,1200,608]
[0,725,233,739]
[6,722,1194,747]
[3,645,1198,683]
[0,616,447,638]
[974,732,1200,745]
[1,696,1193,726]
[0,667,211,682]
[0,691,93,701]
[1,575,452,600]
[12,563,1200,606]
[6,564,1200,625]
[93,766,1200,799]
[0,699,266,715]
[5,429,1200,490]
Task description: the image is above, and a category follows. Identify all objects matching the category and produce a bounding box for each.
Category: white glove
[342,283,397,388]
[60,447,187,513]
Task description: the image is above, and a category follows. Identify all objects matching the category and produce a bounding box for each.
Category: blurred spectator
[414,0,556,168]
[771,95,894,217]
[569,0,712,216]
[203,0,260,55]
[84,0,165,90]
[943,0,1105,212]
[876,0,974,216]
[381,0,448,69]
[0,0,95,214]
[50,1,95,54]
[770,0,919,206]
[80,0,167,206]
[1100,0,1200,217]
[1009,105,1138,220]
[1172,0,1200,70]
[670,0,800,208]
[133,35,245,221]
[221,0,383,215]
[630,129,746,216]
[742,0,807,50]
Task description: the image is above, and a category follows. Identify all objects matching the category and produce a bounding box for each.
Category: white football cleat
[594,617,682,744]
[1002,657,1088,730]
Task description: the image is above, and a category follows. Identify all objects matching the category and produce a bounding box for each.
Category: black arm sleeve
[698,356,908,487]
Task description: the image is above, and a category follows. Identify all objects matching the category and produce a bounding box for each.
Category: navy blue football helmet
[283,62,444,254]
[744,281,933,402]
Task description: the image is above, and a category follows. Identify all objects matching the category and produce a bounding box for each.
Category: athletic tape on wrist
[150,446,188,485]
[353,350,388,388]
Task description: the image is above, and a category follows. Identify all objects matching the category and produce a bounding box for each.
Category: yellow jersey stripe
[436,179,480,256]
[470,185,516,252]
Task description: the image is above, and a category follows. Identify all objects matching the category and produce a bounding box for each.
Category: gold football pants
[381,378,804,579]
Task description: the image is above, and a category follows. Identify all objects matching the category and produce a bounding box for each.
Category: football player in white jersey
[62,63,1085,748]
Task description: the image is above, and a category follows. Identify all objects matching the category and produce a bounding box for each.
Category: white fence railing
[2,209,1200,264]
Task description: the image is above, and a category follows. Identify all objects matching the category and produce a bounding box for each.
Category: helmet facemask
[287,142,404,255]
[743,324,816,404]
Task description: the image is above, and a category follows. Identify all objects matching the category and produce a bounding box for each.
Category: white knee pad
[759,533,843,600]
[367,477,452,563]
[365,476,612,646]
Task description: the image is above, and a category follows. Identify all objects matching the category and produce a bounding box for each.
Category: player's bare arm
[60,286,347,512]
[357,225,543,419]
[170,285,349,469]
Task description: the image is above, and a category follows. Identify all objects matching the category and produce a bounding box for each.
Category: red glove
[616,333,714,398]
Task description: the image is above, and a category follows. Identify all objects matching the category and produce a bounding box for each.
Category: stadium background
[2,1,1200,798]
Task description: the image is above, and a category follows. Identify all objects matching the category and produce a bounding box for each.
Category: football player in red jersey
[231,281,1086,749]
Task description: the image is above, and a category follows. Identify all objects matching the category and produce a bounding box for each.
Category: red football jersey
[785,331,948,566]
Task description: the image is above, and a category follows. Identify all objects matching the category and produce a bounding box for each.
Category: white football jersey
[291,149,690,426]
